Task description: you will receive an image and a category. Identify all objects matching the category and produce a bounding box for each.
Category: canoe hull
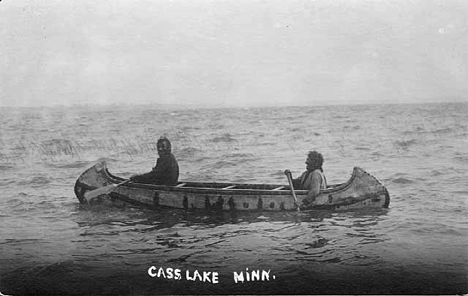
[74,162,390,211]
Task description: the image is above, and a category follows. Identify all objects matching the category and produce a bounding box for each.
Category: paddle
[284,170,300,212]
[84,180,131,203]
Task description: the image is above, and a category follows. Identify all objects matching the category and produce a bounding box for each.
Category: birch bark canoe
[74,162,390,211]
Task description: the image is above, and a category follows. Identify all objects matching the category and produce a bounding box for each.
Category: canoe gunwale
[102,165,357,196]
[74,161,390,210]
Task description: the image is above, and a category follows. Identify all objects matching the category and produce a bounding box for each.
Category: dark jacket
[132,153,179,185]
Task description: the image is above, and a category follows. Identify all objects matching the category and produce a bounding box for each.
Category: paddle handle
[108,180,131,195]
[84,179,131,203]
[284,170,300,212]
[115,179,131,188]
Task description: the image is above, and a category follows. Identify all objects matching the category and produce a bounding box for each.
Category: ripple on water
[17,176,52,187]
[391,177,415,184]
[1,104,467,295]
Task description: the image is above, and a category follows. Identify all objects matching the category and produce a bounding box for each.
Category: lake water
[0,102,467,295]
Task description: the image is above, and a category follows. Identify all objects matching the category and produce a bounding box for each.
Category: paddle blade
[84,184,117,202]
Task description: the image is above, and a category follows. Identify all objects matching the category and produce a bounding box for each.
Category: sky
[0,0,467,108]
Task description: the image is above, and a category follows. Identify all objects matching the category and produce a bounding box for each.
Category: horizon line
[0,99,466,110]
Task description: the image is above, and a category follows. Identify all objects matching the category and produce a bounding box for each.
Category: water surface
[0,103,467,294]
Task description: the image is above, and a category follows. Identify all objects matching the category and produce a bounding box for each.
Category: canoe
[74,161,390,211]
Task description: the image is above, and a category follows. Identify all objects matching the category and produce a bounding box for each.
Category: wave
[39,139,77,156]
[210,160,239,169]
[344,125,361,130]
[392,177,415,184]
[271,170,292,177]
[48,160,93,169]
[289,127,304,133]
[194,156,212,163]
[394,139,418,149]
[406,221,466,236]
[5,198,24,206]
[231,177,253,183]
[211,133,237,143]
[177,147,201,157]
[0,164,15,170]
[17,176,51,187]
[224,153,255,158]
[453,155,468,163]
[432,127,454,134]
[0,179,16,187]
[0,238,41,245]
[430,170,443,176]
[305,238,328,249]
[449,190,468,196]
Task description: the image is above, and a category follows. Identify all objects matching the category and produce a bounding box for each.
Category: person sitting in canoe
[286,150,327,204]
[130,136,179,185]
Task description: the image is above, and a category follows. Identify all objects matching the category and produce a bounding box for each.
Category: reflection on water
[7,205,461,295]
[69,206,391,272]
[3,206,397,295]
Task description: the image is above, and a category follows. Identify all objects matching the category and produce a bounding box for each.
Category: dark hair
[157,136,171,153]
[307,150,324,172]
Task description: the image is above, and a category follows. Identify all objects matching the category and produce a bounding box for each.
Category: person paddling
[130,137,179,185]
[285,150,327,205]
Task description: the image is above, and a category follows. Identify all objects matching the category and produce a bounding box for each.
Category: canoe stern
[311,167,390,210]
